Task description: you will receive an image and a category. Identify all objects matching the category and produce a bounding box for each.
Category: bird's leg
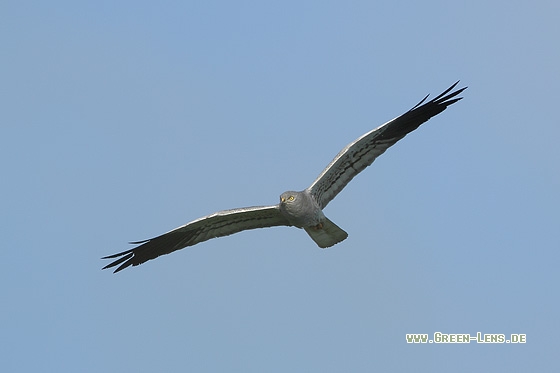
[313,223,323,230]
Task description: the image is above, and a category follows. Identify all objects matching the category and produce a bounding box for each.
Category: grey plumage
[102,82,466,273]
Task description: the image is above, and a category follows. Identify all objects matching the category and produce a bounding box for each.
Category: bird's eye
[288,195,295,201]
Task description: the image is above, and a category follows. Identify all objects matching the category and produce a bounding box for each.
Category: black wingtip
[101,252,133,271]
[435,80,460,99]
[410,93,431,111]
[128,239,151,245]
[382,81,467,139]
[101,247,136,273]
[408,81,466,112]
[101,236,154,273]
[101,248,134,260]
[434,81,467,104]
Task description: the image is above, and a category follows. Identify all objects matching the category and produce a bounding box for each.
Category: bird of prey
[102,82,466,273]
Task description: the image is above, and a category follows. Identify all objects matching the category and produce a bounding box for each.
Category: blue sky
[2,1,559,371]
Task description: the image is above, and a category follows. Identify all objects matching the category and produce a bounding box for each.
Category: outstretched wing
[307,82,466,209]
[102,205,289,273]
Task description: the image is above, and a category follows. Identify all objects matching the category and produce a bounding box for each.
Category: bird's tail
[304,218,348,248]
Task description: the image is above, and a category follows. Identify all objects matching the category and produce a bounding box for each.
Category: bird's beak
[281,197,285,203]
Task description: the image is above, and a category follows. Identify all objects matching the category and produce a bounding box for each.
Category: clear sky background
[2,1,559,372]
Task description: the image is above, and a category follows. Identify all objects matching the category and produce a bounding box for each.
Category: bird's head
[279,191,308,226]
[280,191,298,205]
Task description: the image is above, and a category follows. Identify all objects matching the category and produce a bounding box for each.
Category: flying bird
[102,82,466,273]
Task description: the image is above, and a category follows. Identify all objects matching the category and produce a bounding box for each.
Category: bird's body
[279,190,324,228]
[103,82,466,273]
[279,190,348,248]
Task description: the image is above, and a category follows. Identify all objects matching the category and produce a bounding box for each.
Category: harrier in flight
[103,82,466,273]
